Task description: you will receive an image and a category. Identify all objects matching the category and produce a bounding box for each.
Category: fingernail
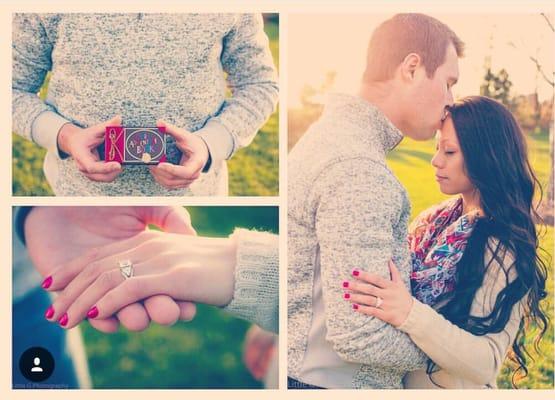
[44,306,54,319]
[342,281,349,288]
[352,269,360,277]
[353,304,359,310]
[87,306,99,319]
[343,293,351,299]
[59,313,68,327]
[42,276,53,289]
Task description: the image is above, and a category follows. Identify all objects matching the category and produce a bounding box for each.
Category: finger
[389,260,402,282]
[142,207,196,236]
[149,167,196,189]
[45,233,158,292]
[88,317,120,333]
[90,115,122,135]
[83,169,122,183]
[59,268,126,328]
[115,303,150,332]
[78,156,121,175]
[177,301,197,322]
[149,163,199,183]
[352,269,392,289]
[143,295,180,326]
[88,273,173,320]
[343,280,384,297]
[156,119,187,143]
[343,292,378,307]
[49,251,158,324]
[151,176,195,190]
[158,162,201,181]
[353,303,388,321]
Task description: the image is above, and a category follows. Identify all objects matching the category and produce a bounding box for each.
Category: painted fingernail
[342,281,349,288]
[59,313,68,327]
[44,306,54,319]
[343,293,350,299]
[87,306,99,319]
[42,276,53,289]
[353,304,359,310]
[352,270,360,277]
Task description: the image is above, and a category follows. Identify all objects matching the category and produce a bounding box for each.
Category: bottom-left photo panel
[12,206,279,389]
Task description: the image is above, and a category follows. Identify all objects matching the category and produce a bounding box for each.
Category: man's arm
[12,14,70,159]
[314,159,427,370]
[195,13,279,169]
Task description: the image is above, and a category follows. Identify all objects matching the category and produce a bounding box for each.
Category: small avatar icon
[31,357,43,373]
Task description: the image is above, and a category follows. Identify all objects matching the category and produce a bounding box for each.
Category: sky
[288,13,554,108]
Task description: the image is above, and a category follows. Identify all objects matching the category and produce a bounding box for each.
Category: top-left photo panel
[12,13,279,197]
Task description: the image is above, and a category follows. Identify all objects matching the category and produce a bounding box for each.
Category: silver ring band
[375,296,383,308]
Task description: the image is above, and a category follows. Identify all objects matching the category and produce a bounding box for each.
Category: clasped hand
[58,116,209,189]
[42,231,236,330]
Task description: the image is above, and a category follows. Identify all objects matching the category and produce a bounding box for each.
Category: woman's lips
[435,175,447,182]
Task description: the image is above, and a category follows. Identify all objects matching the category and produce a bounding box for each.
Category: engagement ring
[118,259,134,280]
[375,296,383,308]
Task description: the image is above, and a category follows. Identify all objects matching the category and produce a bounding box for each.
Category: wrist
[57,123,81,156]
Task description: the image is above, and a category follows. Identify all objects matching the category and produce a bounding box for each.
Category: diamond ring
[118,260,134,280]
[375,296,383,308]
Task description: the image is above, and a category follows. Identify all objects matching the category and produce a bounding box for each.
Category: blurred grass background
[12,14,279,197]
[82,206,278,388]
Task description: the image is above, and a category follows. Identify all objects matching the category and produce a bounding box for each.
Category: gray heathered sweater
[288,93,427,388]
[12,13,278,196]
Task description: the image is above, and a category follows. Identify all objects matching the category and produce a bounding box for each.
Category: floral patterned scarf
[408,197,480,306]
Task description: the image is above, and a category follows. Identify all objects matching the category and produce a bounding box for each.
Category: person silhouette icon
[31,357,43,373]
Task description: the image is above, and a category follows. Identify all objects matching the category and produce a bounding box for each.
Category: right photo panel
[287,13,553,389]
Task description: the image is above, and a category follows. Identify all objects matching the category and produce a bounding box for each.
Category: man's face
[404,44,459,141]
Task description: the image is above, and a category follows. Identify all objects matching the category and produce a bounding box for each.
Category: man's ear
[400,53,421,81]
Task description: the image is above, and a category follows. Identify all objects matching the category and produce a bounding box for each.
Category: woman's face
[431,116,474,195]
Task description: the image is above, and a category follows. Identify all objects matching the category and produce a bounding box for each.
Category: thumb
[157,119,188,146]
[90,115,123,137]
[389,260,402,282]
[141,206,197,236]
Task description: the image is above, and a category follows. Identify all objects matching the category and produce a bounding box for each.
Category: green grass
[387,130,554,389]
[82,206,278,388]
[12,17,279,197]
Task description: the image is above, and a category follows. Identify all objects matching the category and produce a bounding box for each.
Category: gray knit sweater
[12,13,278,196]
[288,93,427,388]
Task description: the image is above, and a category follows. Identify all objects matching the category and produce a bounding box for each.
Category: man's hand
[243,325,276,381]
[57,115,122,182]
[149,120,209,190]
[24,207,197,333]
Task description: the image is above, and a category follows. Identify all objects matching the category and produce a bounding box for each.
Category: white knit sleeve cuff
[222,228,279,333]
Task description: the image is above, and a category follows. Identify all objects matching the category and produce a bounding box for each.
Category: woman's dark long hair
[428,96,549,387]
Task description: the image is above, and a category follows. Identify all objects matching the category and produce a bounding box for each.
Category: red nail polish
[353,304,359,310]
[87,306,99,319]
[352,270,360,277]
[343,293,350,299]
[59,313,68,327]
[342,281,349,288]
[42,276,53,289]
[44,306,54,319]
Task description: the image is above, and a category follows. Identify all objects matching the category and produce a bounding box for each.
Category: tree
[480,68,513,107]
[508,14,554,224]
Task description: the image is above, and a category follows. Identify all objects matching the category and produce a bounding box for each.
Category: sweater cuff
[397,298,436,338]
[31,110,72,160]
[195,119,235,171]
[222,228,279,333]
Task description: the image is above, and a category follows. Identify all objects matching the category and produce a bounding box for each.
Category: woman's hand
[342,260,414,327]
[43,230,237,329]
